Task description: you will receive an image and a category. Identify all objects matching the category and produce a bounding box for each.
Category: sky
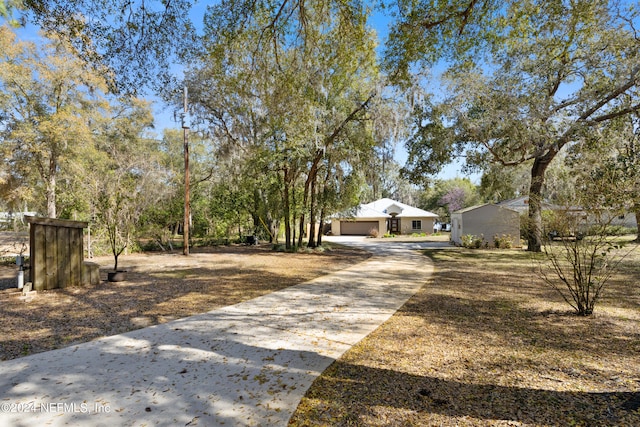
[9,2,478,184]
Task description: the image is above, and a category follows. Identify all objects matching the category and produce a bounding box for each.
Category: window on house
[412,220,422,230]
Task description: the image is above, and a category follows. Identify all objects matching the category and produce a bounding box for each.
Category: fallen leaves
[290,246,640,426]
[0,244,370,361]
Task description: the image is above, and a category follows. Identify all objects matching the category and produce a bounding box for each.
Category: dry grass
[290,238,640,426]
[0,243,370,361]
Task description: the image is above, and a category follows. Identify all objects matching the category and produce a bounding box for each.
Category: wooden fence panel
[26,217,89,290]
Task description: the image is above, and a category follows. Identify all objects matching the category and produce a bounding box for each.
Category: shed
[26,216,99,290]
[450,204,520,247]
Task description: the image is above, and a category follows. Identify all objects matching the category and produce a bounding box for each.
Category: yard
[0,243,370,361]
[1,234,638,425]
[290,238,640,426]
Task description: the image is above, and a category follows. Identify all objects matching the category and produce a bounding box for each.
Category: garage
[339,221,379,236]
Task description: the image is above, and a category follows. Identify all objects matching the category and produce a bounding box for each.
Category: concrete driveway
[0,238,434,427]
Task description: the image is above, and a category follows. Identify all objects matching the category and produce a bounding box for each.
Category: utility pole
[182,86,190,255]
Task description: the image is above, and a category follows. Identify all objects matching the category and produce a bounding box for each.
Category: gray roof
[453,203,519,214]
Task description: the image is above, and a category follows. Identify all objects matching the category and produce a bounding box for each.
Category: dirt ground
[0,243,370,361]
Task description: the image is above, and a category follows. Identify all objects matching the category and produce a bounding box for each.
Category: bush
[537,212,634,316]
[368,228,379,238]
[494,234,514,249]
[461,234,483,249]
[595,225,637,236]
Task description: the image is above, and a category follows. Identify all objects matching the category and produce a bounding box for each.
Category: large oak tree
[389,0,640,251]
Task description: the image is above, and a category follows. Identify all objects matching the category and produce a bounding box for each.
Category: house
[331,198,438,236]
[497,196,555,214]
[498,196,638,229]
[611,212,638,228]
[450,203,520,247]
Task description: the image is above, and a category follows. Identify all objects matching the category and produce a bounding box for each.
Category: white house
[451,204,520,247]
[331,198,438,236]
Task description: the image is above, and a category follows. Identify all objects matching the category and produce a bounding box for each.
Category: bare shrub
[537,211,634,316]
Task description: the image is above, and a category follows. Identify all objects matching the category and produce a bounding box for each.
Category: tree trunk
[316,159,332,248]
[297,211,305,249]
[635,210,640,242]
[308,171,319,247]
[283,168,292,250]
[527,156,553,252]
[292,181,297,248]
[300,150,323,248]
[47,161,57,218]
[317,207,325,246]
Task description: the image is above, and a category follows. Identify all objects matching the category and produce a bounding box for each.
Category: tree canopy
[6,0,197,94]
[393,0,640,250]
[185,0,382,248]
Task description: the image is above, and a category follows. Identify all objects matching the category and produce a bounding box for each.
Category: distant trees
[419,177,481,222]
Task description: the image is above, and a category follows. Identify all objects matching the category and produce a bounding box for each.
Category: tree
[0,25,108,218]
[419,177,481,221]
[388,0,640,251]
[568,112,640,242]
[478,162,531,202]
[0,0,21,25]
[84,97,161,268]
[186,0,379,249]
[9,0,196,94]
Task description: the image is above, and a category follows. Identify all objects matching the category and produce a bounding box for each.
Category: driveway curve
[0,237,433,427]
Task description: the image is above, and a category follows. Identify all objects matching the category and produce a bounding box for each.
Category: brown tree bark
[527,153,554,252]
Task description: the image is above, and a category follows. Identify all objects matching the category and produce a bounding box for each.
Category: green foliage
[188,0,381,249]
[460,234,483,249]
[493,234,514,249]
[390,0,640,252]
[0,26,109,218]
[598,225,638,237]
[417,177,482,221]
[21,0,196,93]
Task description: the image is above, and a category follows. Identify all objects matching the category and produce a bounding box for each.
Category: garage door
[340,221,379,235]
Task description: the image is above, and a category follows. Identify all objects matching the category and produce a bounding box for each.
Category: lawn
[290,238,640,426]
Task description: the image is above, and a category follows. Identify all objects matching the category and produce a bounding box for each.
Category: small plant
[537,212,634,316]
[383,232,396,238]
[494,234,514,249]
[461,234,483,249]
[272,244,286,252]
